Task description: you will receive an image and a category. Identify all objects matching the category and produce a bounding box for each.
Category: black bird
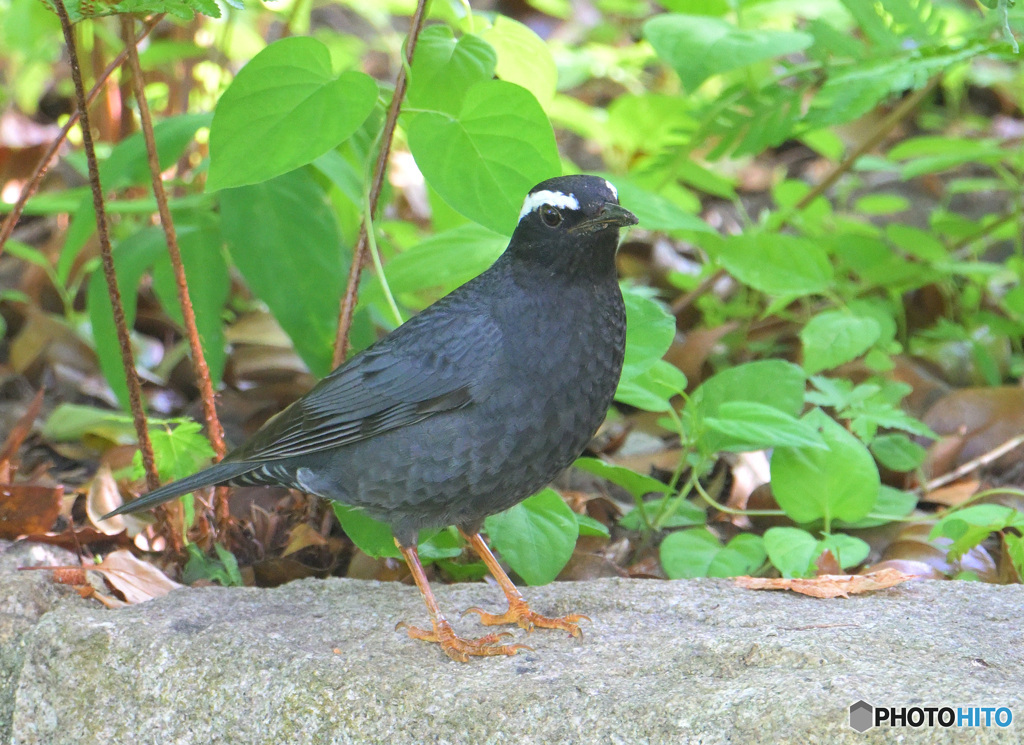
[103,175,637,661]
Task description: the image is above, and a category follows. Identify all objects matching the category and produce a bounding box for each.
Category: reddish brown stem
[53,0,160,498]
[0,14,164,256]
[121,17,229,527]
[331,0,431,367]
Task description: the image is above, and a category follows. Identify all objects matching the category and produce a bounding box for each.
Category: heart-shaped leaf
[207,37,378,191]
[485,489,578,585]
[407,80,560,235]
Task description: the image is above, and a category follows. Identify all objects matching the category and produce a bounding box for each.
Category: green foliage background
[6,0,1024,585]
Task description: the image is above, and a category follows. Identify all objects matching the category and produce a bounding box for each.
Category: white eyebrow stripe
[604,180,617,199]
[518,190,580,222]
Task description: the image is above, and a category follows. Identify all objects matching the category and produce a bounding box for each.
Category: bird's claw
[461,598,590,638]
[396,619,530,662]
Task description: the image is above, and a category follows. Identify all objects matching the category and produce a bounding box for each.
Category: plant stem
[122,16,231,528]
[0,14,164,256]
[331,0,431,367]
[52,0,161,495]
[692,477,786,517]
[363,190,403,327]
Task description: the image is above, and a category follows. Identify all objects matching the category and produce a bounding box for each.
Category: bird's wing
[227,307,502,462]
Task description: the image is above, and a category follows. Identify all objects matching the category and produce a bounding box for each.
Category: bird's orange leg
[459,530,589,637]
[395,540,530,662]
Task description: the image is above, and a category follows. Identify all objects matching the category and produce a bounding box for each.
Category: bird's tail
[101,460,258,520]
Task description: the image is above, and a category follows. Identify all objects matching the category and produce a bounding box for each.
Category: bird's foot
[462,596,590,637]
[396,619,532,663]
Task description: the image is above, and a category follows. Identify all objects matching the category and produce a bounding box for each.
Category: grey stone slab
[2,543,1021,744]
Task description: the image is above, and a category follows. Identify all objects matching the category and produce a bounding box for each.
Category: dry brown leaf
[19,525,128,550]
[881,523,998,581]
[0,483,64,538]
[664,324,738,390]
[924,479,979,506]
[93,550,183,604]
[0,388,44,471]
[281,522,328,557]
[85,465,150,537]
[75,583,128,609]
[814,549,842,576]
[923,387,1024,473]
[8,308,97,375]
[734,568,916,598]
[861,559,945,579]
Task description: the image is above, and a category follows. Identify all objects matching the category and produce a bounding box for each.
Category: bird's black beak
[572,202,639,234]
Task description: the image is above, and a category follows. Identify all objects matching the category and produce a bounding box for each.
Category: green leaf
[418,528,465,562]
[207,37,378,191]
[5,241,49,270]
[1005,533,1024,582]
[615,358,687,412]
[479,15,556,106]
[870,433,927,472]
[150,216,230,385]
[42,403,139,445]
[645,14,812,92]
[889,137,1006,179]
[132,420,216,483]
[407,80,560,235]
[763,526,819,578]
[817,533,870,570]
[660,527,719,578]
[688,360,807,453]
[800,312,881,375]
[102,113,211,191]
[661,528,765,579]
[576,513,610,538]
[87,228,167,410]
[806,42,994,130]
[220,169,348,377]
[836,485,917,529]
[609,178,713,234]
[619,497,705,530]
[853,194,909,215]
[370,224,507,300]
[723,533,768,573]
[930,505,1024,561]
[620,287,676,382]
[574,457,670,499]
[709,233,834,296]
[331,505,460,561]
[770,411,880,525]
[183,543,244,587]
[406,26,497,116]
[704,401,825,452]
[485,488,578,585]
[696,360,806,417]
[213,542,244,585]
[332,504,400,558]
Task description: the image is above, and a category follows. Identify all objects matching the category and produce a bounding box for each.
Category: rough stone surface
[0,541,79,745]
[2,542,1021,744]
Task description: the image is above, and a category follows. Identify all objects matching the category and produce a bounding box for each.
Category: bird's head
[509,175,637,273]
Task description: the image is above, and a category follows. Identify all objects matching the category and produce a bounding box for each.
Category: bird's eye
[540,205,562,227]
